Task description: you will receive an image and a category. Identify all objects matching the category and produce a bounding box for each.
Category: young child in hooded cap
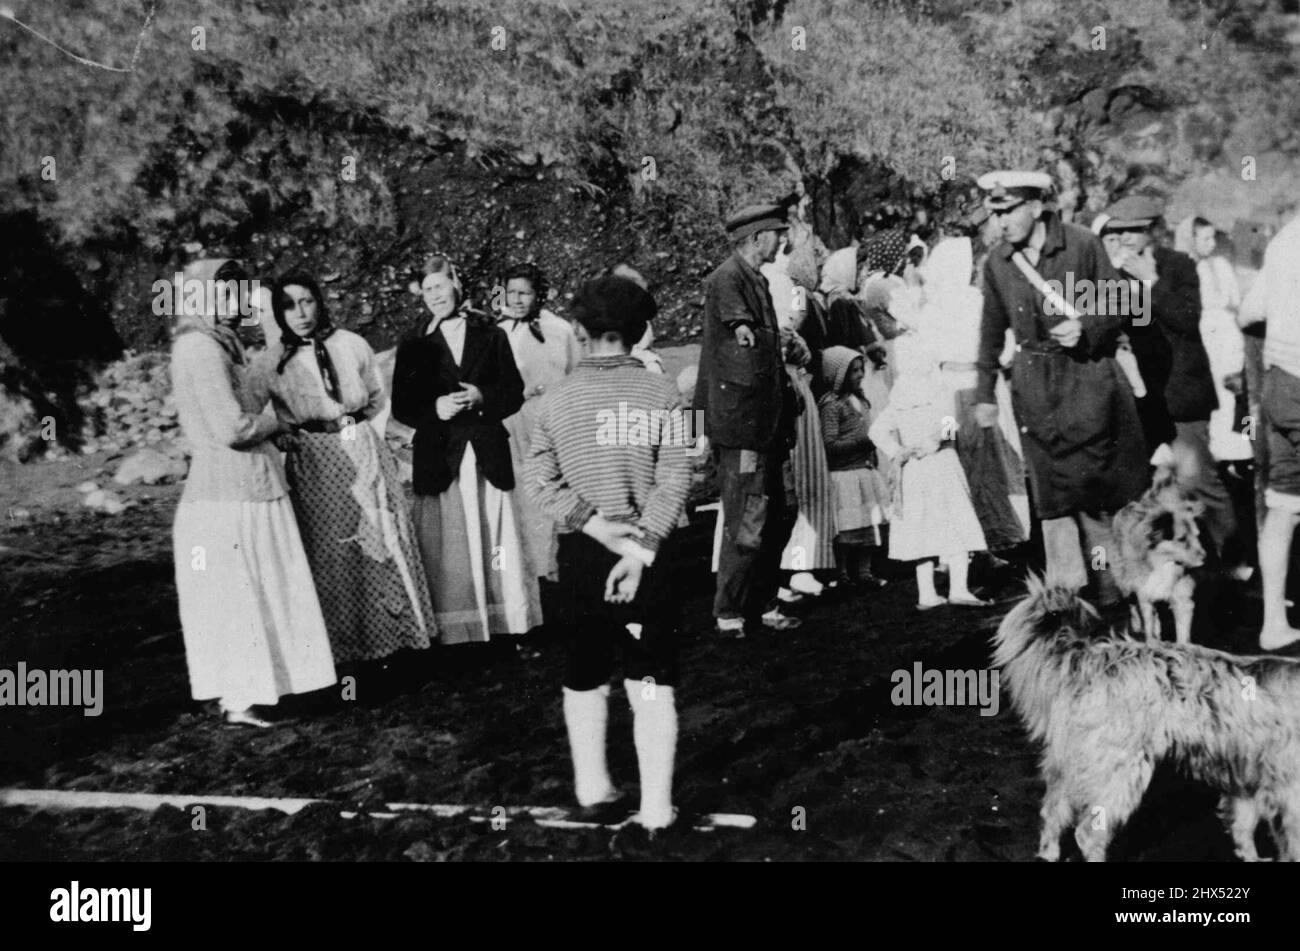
[818,345,891,588]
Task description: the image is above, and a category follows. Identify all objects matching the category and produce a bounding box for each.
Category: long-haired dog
[1110,467,1206,644]
[994,576,1300,862]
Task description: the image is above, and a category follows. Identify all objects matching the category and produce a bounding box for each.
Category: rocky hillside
[2,0,1300,460]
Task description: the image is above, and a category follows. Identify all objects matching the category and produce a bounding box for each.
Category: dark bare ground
[0,453,1269,861]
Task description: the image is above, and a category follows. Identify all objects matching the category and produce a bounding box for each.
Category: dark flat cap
[1102,195,1164,229]
[725,203,790,241]
[977,170,1053,210]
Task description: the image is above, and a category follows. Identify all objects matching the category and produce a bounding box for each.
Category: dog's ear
[1151,465,1176,493]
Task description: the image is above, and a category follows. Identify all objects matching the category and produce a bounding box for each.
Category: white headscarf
[819,246,858,298]
[917,237,983,364]
[762,252,799,332]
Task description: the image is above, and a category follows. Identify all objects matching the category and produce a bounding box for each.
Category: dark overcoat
[391,315,524,496]
[694,252,796,452]
[976,213,1149,520]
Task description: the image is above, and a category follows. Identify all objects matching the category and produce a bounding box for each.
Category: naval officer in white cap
[973,170,1149,611]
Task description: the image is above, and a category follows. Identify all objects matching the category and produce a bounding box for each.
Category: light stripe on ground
[0,788,755,830]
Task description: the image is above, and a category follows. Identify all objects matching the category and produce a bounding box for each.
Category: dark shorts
[553,532,681,692]
[1262,366,1300,503]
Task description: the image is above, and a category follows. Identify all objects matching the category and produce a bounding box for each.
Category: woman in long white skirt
[170,258,336,727]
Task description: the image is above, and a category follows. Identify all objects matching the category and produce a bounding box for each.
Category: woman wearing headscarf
[497,262,582,584]
[393,254,541,645]
[170,259,336,728]
[249,270,435,664]
[821,246,894,429]
[917,237,1029,552]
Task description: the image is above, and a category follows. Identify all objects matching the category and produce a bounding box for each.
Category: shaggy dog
[993,576,1300,862]
[1110,469,1205,644]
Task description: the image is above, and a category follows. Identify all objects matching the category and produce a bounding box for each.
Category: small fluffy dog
[994,576,1300,862]
[1110,468,1205,644]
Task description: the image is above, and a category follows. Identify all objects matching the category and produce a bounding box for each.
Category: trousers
[713,445,796,622]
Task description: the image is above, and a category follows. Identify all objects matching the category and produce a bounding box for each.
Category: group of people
[695,171,1279,651]
[170,253,687,829]
[167,165,1291,834]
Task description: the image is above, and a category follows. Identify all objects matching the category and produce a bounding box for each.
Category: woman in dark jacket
[392,254,540,644]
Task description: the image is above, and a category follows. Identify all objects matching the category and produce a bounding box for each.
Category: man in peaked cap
[1100,194,1236,568]
[973,171,1148,611]
[695,202,802,638]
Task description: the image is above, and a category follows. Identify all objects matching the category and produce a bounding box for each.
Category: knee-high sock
[625,678,677,829]
[563,685,614,807]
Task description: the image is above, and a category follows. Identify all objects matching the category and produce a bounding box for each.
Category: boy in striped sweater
[524,274,693,831]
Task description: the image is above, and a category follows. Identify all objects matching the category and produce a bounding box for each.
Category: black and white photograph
[0,0,1297,912]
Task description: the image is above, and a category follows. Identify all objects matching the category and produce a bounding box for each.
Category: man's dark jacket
[1125,247,1217,425]
[977,212,1149,519]
[392,317,524,496]
[694,252,796,451]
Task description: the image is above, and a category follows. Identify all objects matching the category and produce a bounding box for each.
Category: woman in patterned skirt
[250,270,435,663]
[392,254,542,644]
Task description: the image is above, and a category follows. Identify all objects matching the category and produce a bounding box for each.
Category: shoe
[856,571,888,590]
[716,618,747,640]
[223,708,274,729]
[916,597,948,611]
[948,594,993,607]
[777,587,807,605]
[633,807,680,838]
[576,790,632,826]
[789,572,824,597]
[761,609,802,631]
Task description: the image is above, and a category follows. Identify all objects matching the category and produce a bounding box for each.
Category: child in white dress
[869,332,989,610]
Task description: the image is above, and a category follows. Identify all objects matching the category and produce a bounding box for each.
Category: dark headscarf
[271,270,342,403]
[858,228,909,276]
[501,262,549,343]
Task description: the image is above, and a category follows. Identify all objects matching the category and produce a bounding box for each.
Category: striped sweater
[524,354,693,554]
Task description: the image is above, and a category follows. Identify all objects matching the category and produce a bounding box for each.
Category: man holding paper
[973,170,1149,608]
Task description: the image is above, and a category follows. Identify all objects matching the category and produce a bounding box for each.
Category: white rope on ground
[0,788,757,830]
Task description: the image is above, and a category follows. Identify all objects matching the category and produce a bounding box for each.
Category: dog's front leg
[1074,821,1114,861]
[1141,598,1160,642]
[1038,787,1071,862]
[1172,577,1195,645]
[1219,795,1262,862]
